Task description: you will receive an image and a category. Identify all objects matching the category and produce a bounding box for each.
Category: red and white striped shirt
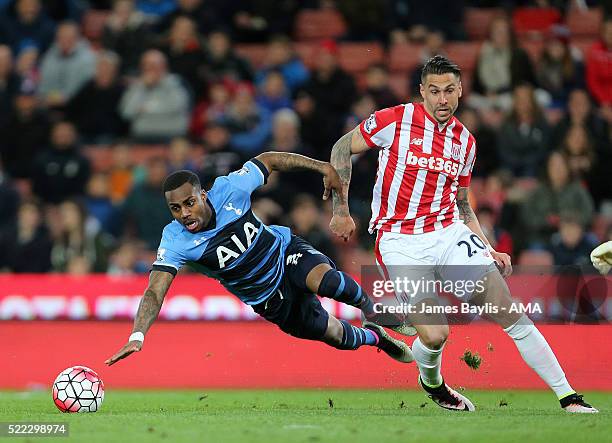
[359,102,476,235]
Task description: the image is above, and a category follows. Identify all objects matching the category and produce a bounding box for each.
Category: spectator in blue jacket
[255,35,309,93]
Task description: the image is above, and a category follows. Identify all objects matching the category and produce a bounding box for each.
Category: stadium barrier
[1,275,610,390]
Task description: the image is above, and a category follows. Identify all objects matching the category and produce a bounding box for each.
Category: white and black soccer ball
[52,366,105,413]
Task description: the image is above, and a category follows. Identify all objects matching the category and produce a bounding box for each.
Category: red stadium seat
[388,43,423,73]
[234,44,268,70]
[445,42,481,72]
[294,9,347,41]
[464,8,505,41]
[81,10,110,43]
[566,8,603,39]
[512,7,561,34]
[338,42,384,74]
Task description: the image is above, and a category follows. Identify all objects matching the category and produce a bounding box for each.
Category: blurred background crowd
[0,0,611,276]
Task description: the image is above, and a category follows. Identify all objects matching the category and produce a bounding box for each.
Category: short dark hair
[162,170,201,193]
[421,55,461,83]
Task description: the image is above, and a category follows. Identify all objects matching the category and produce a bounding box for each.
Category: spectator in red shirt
[585,18,612,122]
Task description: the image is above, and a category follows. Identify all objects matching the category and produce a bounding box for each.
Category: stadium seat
[388,43,423,73]
[294,9,347,41]
[464,8,505,40]
[338,42,384,74]
[518,250,554,267]
[566,8,603,39]
[512,7,562,34]
[234,44,268,70]
[81,10,110,44]
[445,42,481,72]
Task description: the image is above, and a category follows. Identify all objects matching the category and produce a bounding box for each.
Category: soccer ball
[52,366,105,413]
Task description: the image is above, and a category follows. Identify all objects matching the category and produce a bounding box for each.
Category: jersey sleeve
[226,159,269,195]
[359,106,400,149]
[151,227,187,276]
[458,139,476,188]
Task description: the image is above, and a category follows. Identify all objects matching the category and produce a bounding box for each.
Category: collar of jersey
[201,199,216,231]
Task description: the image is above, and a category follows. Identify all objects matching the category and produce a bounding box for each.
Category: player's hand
[590,241,612,275]
[330,214,355,242]
[491,250,513,277]
[104,341,143,366]
[321,163,342,201]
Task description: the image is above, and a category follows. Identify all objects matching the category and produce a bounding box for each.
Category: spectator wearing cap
[119,49,190,143]
[585,17,612,123]
[0,0,56,54]
[303,39,357,147]
[67,50,125,143]
[215,81,271,155]
[537,25,584,108]
[255,35,309,93]
[38,21,95,109]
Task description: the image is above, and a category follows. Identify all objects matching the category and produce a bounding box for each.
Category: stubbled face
[166,183,209,233]
[420,73,462,124]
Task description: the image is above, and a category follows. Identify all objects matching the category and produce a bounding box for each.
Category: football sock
[413,337,444,388]
[318,269,375,314]
[504,315,574,399]
[334,320,379,350]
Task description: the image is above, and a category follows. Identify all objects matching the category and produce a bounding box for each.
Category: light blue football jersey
[152,159,292,305]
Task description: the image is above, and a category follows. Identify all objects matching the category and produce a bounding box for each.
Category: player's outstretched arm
[457,187,512,277]
[254,151,343,200]
[104,271,174,366]
[329,128,370,241]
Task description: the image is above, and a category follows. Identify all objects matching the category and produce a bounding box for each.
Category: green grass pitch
[1,390,610,443]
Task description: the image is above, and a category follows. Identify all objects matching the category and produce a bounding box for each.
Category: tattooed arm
[254,151,342,200]
[328,128,370,241]
[105,271,174,365]
[457,187,512,276]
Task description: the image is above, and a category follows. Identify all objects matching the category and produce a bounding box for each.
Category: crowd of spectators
[0,0,611,275]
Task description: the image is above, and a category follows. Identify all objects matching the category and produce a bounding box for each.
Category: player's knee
[418,327,449,350]
[322,318,344,347]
